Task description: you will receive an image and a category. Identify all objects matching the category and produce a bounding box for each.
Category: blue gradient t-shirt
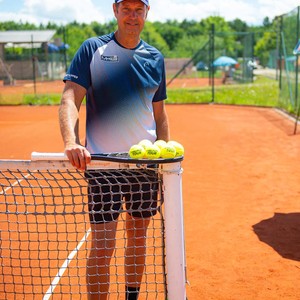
[64,33,167,154]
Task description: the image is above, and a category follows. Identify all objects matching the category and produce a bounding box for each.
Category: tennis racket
[31,152,183,165]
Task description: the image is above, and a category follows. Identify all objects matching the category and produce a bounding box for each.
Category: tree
[179,19,203,37]
[64,23,97,59]
[263,17,271,28]
[254,30,277,67]
[171,34,208,58]
[142,22,170,55]
[228,19,248,33]
[0,16,279,67]
[153,20,184,50]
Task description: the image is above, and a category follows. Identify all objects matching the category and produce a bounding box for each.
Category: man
[58,0,170,299]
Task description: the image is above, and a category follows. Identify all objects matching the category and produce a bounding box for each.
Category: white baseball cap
[115,0,149,6]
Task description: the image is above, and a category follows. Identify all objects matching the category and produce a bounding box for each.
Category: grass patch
[0,75,279,108]
[167,76,279,107]
[0,94,24,105]
[23,94,62,105]
[0,93,62,106]
[167,88,213,104]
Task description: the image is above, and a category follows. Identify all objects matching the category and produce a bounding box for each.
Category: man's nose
[129,10,138,18]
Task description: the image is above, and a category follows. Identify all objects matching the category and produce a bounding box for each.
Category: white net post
[162,161,186,299]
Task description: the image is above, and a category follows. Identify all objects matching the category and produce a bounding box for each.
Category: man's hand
[65,144,91,171]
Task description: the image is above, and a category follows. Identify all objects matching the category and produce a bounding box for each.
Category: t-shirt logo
[101,55,119,62]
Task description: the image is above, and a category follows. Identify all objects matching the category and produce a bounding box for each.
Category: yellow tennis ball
[160,144,176,159]
[168,141,184,157]
[145,144,161,159]
[129,145,146,159]
[138,139,153,149]
[154,140,167,149]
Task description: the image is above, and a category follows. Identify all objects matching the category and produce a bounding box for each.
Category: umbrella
[213,56,238,67]
[59,43,70,50]
[47,43,59,53]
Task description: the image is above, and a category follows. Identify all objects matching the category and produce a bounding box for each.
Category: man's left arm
[153,101,170,141]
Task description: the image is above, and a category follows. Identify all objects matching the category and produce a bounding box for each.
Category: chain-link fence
[167,25,255,104]
[1,10,299,111]
[1,51,67,82]
[277,6,300,113]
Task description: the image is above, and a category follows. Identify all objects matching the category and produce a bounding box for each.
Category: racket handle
[31,152,68,161]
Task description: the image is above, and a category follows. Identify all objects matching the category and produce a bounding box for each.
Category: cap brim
[115,0,149,5]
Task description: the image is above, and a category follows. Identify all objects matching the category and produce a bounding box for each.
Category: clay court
[0,77,223,101]
[1,103,300,299]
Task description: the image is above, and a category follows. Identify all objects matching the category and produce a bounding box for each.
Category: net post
[162,161,186,299]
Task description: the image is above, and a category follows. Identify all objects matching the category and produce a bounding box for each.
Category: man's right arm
[59,81,91,170]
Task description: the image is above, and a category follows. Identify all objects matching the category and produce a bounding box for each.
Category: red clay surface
[0,77,222,98]
[1,104,300,299]
[0,80,65,96]
[167,77,223,88]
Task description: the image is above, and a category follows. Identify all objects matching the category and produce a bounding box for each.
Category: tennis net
[0,154,186,299]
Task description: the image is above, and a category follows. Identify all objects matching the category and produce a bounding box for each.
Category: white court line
[1,165,91,299]
[43,228,91,300]
[0,174,31,195]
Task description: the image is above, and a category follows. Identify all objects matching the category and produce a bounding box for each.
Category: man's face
[114,0,149,37]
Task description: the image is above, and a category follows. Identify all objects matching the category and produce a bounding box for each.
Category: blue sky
[0,0,299,26]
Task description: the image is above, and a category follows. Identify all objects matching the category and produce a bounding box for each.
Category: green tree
[254,31,277,66]
[263,17,272,28]
[254,18,278,67]
[142,22,169,55]
[64,22,97,59]
[0,16,280,69]
[153,20,184,50]
[179,19,203,36]
[171,34,208,58]
[228,18,248,33]
[199,16,237,57]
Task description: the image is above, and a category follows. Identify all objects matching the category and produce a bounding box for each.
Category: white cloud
[258,0,299,20]
[0,11,37,24]
[148,0,257,23]
[13,0,106,24]
[148,0,299,25]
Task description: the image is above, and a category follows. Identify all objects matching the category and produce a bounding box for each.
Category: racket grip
[31,152,68,161]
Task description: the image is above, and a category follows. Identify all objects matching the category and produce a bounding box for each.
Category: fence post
[210,23,215,103]
[295,6,299,111]
[31,34,37,97]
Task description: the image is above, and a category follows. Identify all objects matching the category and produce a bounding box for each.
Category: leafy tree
[0,15,282,67]
[171,34,208,58]
[0,20,38,31]
[254,30,277,66]
[153,20,184,50]
[142,22,170,55]
[228,19,248,33]
[64,23,97,58]
[199,16,232,34]
[263,17,272,28]
[179,19,203,36]
[199,16,237,57]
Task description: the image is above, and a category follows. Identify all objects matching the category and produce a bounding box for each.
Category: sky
[0,0,299,26]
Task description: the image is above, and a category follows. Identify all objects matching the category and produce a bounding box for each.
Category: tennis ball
[154,140,167,149]
[160,144,176,159]
[138,139,153,149]
[145,144,161,159]
[129,145,146,159]
[168,141,184,157]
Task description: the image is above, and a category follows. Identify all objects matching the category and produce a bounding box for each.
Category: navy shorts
[85,169,160,224]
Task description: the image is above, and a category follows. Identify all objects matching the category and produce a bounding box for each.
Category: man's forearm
[153,101,170,141]
[156,116,170,141]
[59,99,80,147]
